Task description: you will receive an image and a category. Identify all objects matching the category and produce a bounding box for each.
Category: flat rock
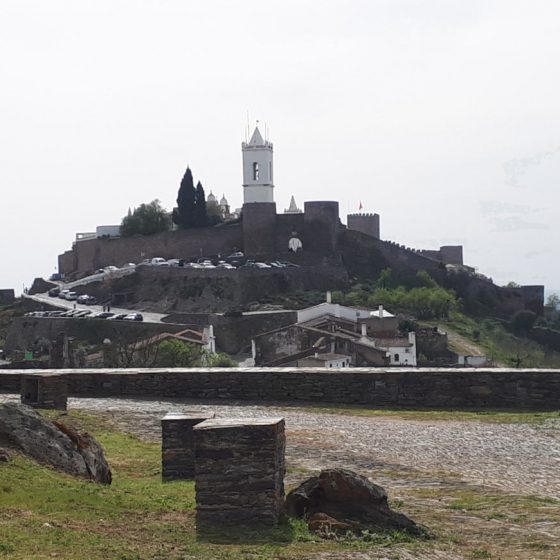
[0,403,111,484]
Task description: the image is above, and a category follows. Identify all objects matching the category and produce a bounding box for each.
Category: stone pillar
[21,374,68,410]
[161,412,215,481]
[194,417,286,527]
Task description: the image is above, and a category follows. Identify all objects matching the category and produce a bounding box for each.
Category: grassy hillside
[435,312,560,368]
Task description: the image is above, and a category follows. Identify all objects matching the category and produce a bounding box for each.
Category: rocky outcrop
[0,403,111,484]
[286,469,420,535]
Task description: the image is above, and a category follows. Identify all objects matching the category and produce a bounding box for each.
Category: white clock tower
[242,125,274,203]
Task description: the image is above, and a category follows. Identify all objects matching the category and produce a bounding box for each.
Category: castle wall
[58,224,244,275]
[275,213,305,253]
[347,213,380,239]
[2,367,560,410]
[303,201,340,254]
[418,246,463,266]
[242,202,277,255]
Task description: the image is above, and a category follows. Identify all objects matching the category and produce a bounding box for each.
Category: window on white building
[253,162,259,181]
[394,353,400,362]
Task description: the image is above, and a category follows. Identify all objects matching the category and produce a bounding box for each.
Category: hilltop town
[1,125,558,371]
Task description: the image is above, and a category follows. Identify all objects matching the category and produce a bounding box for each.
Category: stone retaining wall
[1,368,560,409]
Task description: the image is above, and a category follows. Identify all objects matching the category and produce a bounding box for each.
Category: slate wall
[1,368,559,410]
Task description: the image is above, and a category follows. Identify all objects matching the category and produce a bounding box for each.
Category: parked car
[85,296,97,305]
[48,287,61,297]
[65,291,78,301]
[77,295,90,304]
[108,313,128,320]
[254,262,271,269]
[150,257,168,266]
[121,262,136,268]
[97,312,115,319]
[58,289,70,299]
[227,251,244,258]
[123,313,143,322]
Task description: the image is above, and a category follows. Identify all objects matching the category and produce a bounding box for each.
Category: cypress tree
[173,167,196,228]
[193,181,208,227]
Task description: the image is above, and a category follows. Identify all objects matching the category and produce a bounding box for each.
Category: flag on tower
[359,201,363,211]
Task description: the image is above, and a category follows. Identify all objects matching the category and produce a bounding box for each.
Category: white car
[150,257,169,266]
[121,262,136,268]
[254,262,272,269]
[65,291,78,300]
[104,266,119,272]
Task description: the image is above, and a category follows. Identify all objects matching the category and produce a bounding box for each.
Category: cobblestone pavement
[28,396,559,499]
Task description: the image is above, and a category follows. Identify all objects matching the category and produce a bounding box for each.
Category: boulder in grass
[286,468,420,535]
[0,403,111,484]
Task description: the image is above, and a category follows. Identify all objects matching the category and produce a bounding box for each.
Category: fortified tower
[242,126,274,204]
[242,125,277,255]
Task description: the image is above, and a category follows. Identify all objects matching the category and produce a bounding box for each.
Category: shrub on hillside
[511,310,537,332]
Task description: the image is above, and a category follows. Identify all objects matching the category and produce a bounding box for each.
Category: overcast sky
[1,0,559,294]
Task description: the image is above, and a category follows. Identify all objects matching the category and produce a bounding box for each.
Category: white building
[75,225,121,243]
[372,332,417,366]
[242,126,274,204]
[299,352,352,368]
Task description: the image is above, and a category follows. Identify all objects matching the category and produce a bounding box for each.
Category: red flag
[359,201,363,211]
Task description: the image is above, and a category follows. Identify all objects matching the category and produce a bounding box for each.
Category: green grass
[0,411,429,560]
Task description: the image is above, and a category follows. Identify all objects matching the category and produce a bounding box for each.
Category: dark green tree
[172,167,196,228]
[120,199,171,237]
[193,181,208,227]
[511,310,537,332]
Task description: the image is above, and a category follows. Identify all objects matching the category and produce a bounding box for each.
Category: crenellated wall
[347,213,380,239]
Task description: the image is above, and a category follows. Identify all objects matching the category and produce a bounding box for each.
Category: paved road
[23,293,167,324]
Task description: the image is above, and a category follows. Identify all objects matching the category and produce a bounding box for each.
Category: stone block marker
[194,417,286,527]
[21,373,68,410]
[161,412,215,481]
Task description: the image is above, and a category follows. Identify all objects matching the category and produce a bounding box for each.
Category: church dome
[207,191,216,202]
[220,194,228,206]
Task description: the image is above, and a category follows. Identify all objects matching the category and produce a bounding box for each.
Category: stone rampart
[58,224,243,276]
[1,368,559,410]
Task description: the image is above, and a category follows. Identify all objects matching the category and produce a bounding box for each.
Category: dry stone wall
[1,368,560,409]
